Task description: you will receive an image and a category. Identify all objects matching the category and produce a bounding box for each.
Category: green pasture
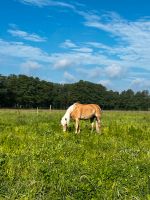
[0,110,150,199]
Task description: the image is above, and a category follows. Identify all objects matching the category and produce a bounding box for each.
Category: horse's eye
[65,118,67,121]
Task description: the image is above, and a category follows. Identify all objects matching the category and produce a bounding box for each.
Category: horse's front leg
[75,119,80,134]
[96,118,101,133]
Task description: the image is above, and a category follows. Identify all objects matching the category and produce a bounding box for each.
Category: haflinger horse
[61,103,101,133]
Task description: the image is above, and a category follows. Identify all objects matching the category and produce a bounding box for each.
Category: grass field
[0,109,150,200]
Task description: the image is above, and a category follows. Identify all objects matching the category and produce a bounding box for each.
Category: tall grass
[0,110,150,199]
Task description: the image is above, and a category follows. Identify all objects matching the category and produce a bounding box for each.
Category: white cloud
[0,35,149,90]
[2,0,150,91]
[17,1,150,73]
[21,60,41,69]
[17,1,150,71]
[82,12,150,70]
[87,42,112,51]
[64,71,76,82]
[53,58,74,69]
[130,78,150,91]
[77,10,101,23]
[98,79,111,87]
[61,40,93,53]
[21,60,42,74]
[73,47,93,53]
[8,29,46,42]
[0,39,50,61]
[76,67,102,78]
[88,67,103,78]
[60,39,77,48]
[18,0,75,9]
[0,38,122,71]
[105,64,125,79]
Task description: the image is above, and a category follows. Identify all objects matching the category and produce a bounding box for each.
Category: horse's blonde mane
[61,103,77,125]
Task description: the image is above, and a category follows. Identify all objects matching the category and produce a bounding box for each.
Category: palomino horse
[61,103,101,133]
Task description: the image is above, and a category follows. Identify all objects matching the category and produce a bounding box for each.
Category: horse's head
[61,117,68,132]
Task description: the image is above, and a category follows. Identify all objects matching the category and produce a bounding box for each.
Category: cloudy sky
[0,0,150,91]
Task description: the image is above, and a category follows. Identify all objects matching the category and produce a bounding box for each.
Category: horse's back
[91,103,101,113]
[71,103,101,119]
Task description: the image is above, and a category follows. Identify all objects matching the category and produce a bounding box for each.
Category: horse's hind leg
[96,117,101,133]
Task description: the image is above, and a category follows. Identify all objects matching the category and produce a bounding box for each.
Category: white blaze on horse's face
[61,117,67,132]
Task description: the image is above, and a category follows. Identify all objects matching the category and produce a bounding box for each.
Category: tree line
[0,74,150,110]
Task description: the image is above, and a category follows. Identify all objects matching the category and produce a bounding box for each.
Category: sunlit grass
[0,110,150,199]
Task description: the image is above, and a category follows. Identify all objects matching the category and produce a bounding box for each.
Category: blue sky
[0,0,150,91]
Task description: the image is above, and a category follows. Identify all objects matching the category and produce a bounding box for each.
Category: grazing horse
[61,103,101,133]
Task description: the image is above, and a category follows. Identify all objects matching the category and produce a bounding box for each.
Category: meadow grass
[0,109,150,200]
